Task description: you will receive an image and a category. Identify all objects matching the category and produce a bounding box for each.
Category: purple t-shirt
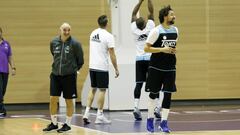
[0,40,12,73]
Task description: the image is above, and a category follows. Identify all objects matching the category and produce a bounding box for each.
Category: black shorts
[145,67,176,93]
[90,69,109,89]
[50,73,77,99]
[136,60,149,82]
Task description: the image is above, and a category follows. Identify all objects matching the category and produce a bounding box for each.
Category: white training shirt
[89,28,115,71]
[131,20,155,60]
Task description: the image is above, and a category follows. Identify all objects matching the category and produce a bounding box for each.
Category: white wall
[82,0,149,110]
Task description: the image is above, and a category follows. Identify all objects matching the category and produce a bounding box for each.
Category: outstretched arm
[131,0,144,22]
[148,0,154,20]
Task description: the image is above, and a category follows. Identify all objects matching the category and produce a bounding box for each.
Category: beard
[168,18,175,25]
[169,20,175,25]
[64,33,70,37]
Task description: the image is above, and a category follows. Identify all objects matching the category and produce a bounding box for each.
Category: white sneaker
[133,107,142,120]
[83,113,91,124]
[95,115,111,124]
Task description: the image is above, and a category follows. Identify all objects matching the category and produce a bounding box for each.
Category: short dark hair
[98,15,108,27]
[136,17,145,30]
[159,5,173,24]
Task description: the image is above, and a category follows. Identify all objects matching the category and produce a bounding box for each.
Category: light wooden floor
[0,118,240,135]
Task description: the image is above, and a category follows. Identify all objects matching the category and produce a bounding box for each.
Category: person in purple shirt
[0,27,16,117]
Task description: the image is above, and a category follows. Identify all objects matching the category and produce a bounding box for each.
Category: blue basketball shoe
[159,120,171,133]
[146,118,154,133]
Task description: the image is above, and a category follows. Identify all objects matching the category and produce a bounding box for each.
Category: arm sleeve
[131,22,137,33]
[107,34,115,48]
[146,20,155,30]
[175,27,179,41]
[74,42,84,70]
[146,28,159,45]
[7,42,12,56]
[50,41,54,56]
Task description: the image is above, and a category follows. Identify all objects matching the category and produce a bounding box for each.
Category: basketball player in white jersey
[83,15,119,124]
[131,0,163,120]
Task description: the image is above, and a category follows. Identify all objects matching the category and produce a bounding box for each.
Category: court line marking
[183,111,219,114]
[113,118,240,123]
[121,111,181,115]
[6,113,240,124]
[111,130,240,135]
[2,118,240,134]
[10,115,46,118]
[121,109,240,116]
[172,130,240,134]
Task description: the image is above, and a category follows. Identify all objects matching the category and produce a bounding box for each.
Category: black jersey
[148,25,178,71]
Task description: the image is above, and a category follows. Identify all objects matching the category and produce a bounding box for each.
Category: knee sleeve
[134,83,143,98]
[162,92,172,109]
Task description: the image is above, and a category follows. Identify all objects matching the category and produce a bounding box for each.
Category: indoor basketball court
[0,0,240,134]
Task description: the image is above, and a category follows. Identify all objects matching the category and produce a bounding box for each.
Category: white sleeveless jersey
[131,20,155,60]
[89,28,115,71]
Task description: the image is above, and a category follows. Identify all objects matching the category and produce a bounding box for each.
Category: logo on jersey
[137,34,148,41]
[91,34,101,43]
[163,36,167,40]
[53,46,60,53]
[4,44,8,50]
[161,40,177,48]
[65,46,70,53]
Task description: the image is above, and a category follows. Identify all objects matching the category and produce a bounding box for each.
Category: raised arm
[131,0,144,22]
[147,0,154,20]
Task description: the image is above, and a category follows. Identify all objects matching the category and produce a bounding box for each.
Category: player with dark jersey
[144,5,178,133]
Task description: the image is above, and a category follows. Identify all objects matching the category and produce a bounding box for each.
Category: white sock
[161,108,170,121]
[84,107,90,118]
[50,115,57,125]
[65,116,72,126]
[156,98,160,109]
[157,91,164,109]
[134,99,140,109]
[97,109,103,116]
[147,98,155,118]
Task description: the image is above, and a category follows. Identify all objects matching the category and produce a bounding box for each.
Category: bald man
[43,23,84,133]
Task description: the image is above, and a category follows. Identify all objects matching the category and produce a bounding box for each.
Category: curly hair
[159,5,173,24]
